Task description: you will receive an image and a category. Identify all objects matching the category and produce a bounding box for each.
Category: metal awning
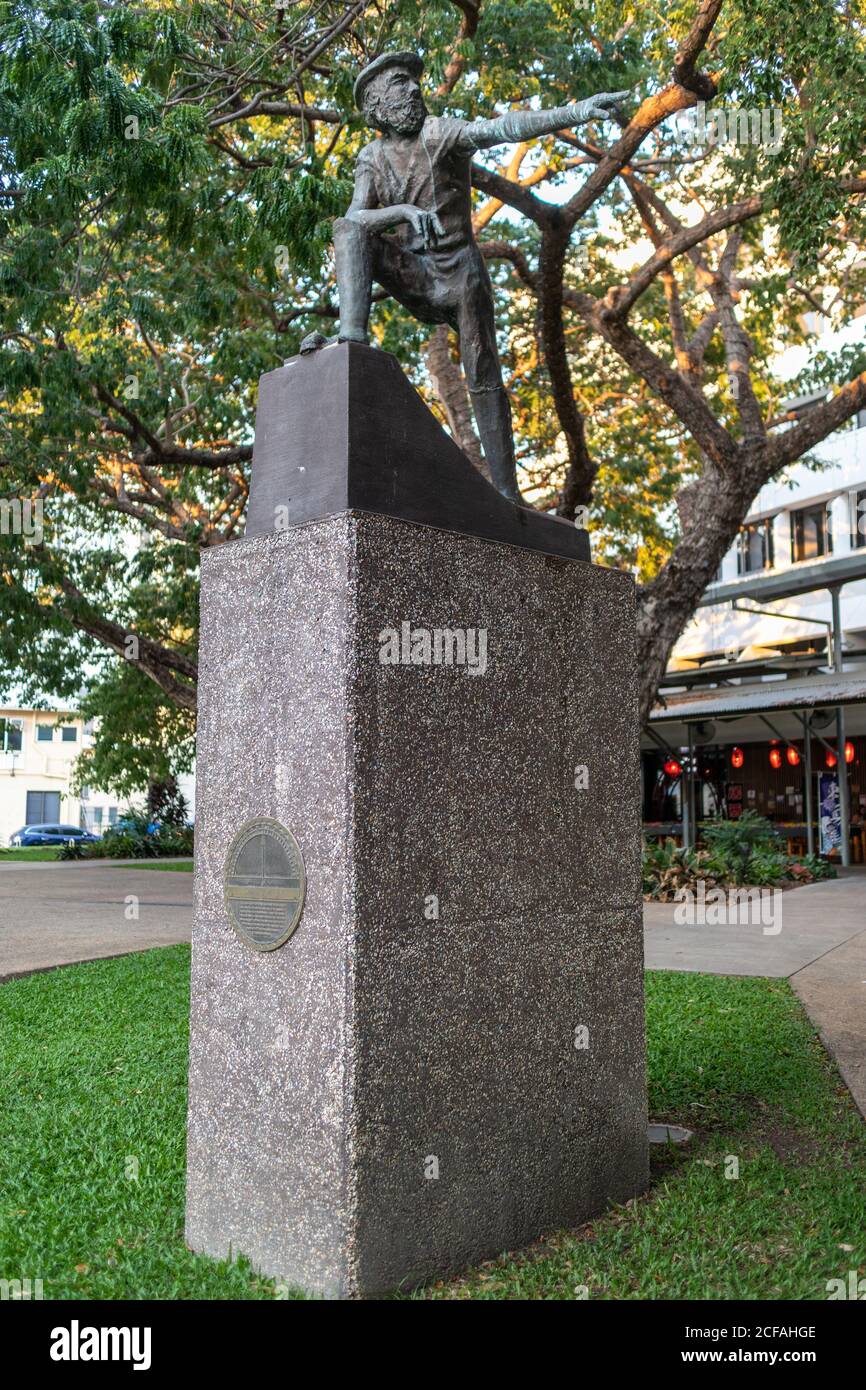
[650,669,866,722]
[698,552,866,607]
[659,651,827,689]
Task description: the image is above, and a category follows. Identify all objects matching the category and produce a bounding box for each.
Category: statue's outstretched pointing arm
[463,90,631,151]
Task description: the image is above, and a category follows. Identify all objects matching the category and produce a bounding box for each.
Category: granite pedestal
[185,348,647,1298]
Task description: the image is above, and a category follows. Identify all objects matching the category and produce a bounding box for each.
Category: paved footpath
[0,860,192,981]
[2,859,863,1117]
[645,869,866,1116]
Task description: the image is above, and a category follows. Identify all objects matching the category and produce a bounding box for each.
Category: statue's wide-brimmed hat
[354,51,424,110]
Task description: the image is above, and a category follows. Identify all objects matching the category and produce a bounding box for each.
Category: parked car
[9,824,100,848]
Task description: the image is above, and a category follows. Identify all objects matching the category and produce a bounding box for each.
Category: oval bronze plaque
[223,817,306,952]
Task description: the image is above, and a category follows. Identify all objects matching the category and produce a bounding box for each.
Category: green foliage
[146,778,189,828]
[700,811,779,882]
[643,817,835,897]
[742,845,788,886]
[73,662,196,801]
[2,0,865,774]
[699,812,808,889]
[701,809,778,851]
[73,812,194,860]
[641,836,696,896]
[57,838,86,861]
[796,853,837,883]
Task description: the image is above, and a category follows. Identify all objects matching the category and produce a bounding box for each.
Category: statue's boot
[333,217,373,342]
[298,219,372,354]
[469,385,522,502]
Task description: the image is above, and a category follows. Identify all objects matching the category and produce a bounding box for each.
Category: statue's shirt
[356,117,480,255]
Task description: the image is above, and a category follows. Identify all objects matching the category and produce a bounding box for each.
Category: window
[850,489,866,549]
[36,724,54,742]
[0,718,23,753]
[737,520,774,575]
[79,785,90,802]
[791,504,832,563]
[61,726,77,743]
[25,790,61,824]
[857,409,866,429]
[92,807,103,829]
[108,807,119,825]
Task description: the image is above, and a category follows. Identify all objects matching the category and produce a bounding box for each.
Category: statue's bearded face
[364,68,427,135]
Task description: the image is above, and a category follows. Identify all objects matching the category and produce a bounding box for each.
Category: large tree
[2,0,865,793]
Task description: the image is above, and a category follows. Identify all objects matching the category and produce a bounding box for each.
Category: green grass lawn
[0,850,194,868]
[1,948,863,1300]
[0,846,63,862]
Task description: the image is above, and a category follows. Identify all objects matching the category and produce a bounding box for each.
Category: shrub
[642,823,837,899]
[58,839,86,861]
[68,812,194,860]
[699,811,779,884]
[795,853,837,882]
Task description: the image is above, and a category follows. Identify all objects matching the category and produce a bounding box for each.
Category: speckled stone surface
[185,512,647,1298]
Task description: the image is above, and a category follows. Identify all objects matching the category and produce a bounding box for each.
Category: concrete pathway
[0,860,192,981]
[2,859,862,1117]
[645,869,866,1116]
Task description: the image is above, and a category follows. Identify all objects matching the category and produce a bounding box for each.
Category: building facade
[676,411,866,667]
[0,707,128,845]
[644,398,866,861]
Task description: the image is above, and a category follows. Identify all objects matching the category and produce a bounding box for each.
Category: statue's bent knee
[333,216,365,242]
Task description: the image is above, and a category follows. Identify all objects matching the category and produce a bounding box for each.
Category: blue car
[9,823,100,848]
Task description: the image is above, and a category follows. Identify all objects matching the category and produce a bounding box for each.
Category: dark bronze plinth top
[245,342,590,563]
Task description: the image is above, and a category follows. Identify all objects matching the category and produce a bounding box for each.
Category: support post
[683,725,695,849]
[802,712,815,858]
[829,585,851,868]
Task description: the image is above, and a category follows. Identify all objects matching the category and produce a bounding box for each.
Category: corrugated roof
[651,669,866,722]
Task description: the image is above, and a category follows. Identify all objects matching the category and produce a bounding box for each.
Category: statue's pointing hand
[571,89,631,124]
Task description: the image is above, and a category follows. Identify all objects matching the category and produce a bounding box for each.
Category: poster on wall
[819,773,841,855]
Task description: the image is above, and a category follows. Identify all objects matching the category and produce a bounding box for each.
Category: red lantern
[769,747,783,769]
[826,748,837,769]
[845,741,855,764]
[731,746,744,769]
[663,758,683,777]
[786,746,800,767]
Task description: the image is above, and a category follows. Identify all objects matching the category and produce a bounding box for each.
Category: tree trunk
[635,462,761,724]
[424,325,488,478]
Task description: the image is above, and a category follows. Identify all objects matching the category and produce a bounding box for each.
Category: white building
[674,409,866,668]
[645,387,866,863]
[0,706,129,844]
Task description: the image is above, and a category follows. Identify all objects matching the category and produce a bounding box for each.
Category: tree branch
[437,2,481,97]
[766,371,866,473]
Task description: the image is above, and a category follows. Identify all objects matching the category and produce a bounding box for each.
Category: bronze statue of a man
[303,52,627,502]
